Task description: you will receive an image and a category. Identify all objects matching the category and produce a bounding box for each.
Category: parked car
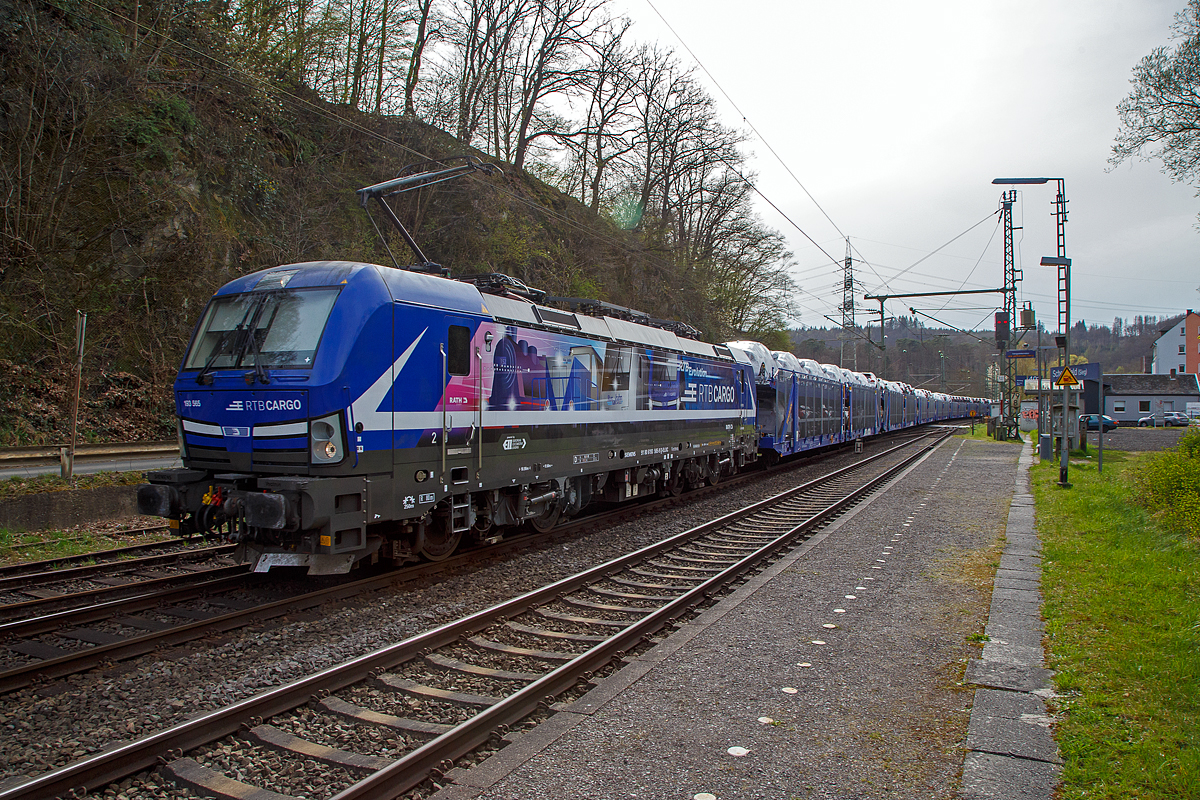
[1079,414,1118,432]
[1138,412,1191,427]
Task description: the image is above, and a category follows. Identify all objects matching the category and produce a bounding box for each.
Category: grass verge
[1033,450,1200,799]
[0,522,177,566]
[954,422,1024,444]
[0,471,170,566]
[0,470,145,502]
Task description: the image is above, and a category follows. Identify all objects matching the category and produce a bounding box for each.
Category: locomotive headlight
[310,413,346,465]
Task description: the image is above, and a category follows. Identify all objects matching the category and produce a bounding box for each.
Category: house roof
[1155,310,1194,338]
[1104,372,1200,396]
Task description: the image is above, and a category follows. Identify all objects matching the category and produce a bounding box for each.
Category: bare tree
[1112,0,1200,219]
[509,0,600,169]
[403,0,437,115]
[558,17,638,211]
[441,0,533,145]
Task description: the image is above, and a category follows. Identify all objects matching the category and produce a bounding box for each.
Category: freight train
[137,163,988,574]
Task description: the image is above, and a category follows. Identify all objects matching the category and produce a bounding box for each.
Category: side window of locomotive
[603,346,632,391]
[447,325,471,376]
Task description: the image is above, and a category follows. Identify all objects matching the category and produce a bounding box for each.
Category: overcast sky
[608,0,1200,334]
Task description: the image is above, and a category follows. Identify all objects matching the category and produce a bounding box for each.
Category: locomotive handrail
[440,342,448,482]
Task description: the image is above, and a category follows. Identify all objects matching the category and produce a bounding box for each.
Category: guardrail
[0,441,178,474]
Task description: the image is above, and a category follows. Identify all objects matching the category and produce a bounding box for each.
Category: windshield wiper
[241,292,277,385]
[243,324,269,384]
[196,326,244,385]
[195,297,259,385]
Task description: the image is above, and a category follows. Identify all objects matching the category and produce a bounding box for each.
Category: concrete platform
[958,441,1060,799]
[428,435,1049,800]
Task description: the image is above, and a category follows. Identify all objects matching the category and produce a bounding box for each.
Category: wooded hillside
[0,0,1175,445]
[0,0,797,444]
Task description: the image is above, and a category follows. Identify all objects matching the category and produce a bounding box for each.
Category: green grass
[0,524,179,567]
[0,470,145,502]
[1033,452,1200,799]
[0,529,107,565]
[954,422,1025,444]
[0,470,171,565]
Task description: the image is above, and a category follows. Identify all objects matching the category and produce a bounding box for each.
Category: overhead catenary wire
[907,308,992,345]
[642,0,850,245]
[640,0,987,308]
[932,213,1003,316]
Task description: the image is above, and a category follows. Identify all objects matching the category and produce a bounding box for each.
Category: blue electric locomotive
[138,161,990,573]
[139,259,760,572]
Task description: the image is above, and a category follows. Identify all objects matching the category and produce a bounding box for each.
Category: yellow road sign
[1054,366,1080,387]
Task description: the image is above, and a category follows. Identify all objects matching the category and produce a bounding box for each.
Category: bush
[1130,428,1200,537]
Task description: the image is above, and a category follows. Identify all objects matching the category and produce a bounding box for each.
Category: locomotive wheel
[661,469,683,498]
[705,457,721,486]
[415,522,462,562]
[530,504,561,533]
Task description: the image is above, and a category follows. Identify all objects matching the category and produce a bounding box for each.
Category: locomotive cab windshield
[185,287,340,380]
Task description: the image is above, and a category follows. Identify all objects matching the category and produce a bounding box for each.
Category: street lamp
[993,177,1070,486]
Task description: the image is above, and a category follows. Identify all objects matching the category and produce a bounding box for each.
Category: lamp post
[992,177,1069,485]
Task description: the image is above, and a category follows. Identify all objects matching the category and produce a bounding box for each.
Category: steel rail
[0,431,903,691]
[329,430,950,800]
[0,526,174,577]
[0,429,948,800]
[0,564,247,622]
[0,501,668,693]
[0,566,253,638]
[0,544,235,593]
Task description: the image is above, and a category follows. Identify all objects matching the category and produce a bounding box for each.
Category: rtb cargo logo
[225,398,303,413]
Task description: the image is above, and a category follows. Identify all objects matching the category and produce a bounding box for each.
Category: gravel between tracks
[0,434,935,787]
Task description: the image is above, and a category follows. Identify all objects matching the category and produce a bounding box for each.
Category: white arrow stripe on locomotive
[351,328,427,431]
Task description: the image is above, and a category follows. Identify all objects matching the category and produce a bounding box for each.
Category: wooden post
[66,311,87,480]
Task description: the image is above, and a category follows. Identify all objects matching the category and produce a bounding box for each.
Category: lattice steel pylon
[839,239,857,370]
[1052,185,1069,337]
[1001,190,1021,435]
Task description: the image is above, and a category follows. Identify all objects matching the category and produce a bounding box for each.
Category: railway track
[0,427,951,800]
[0,533,225,588]
[0,431,933,695]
